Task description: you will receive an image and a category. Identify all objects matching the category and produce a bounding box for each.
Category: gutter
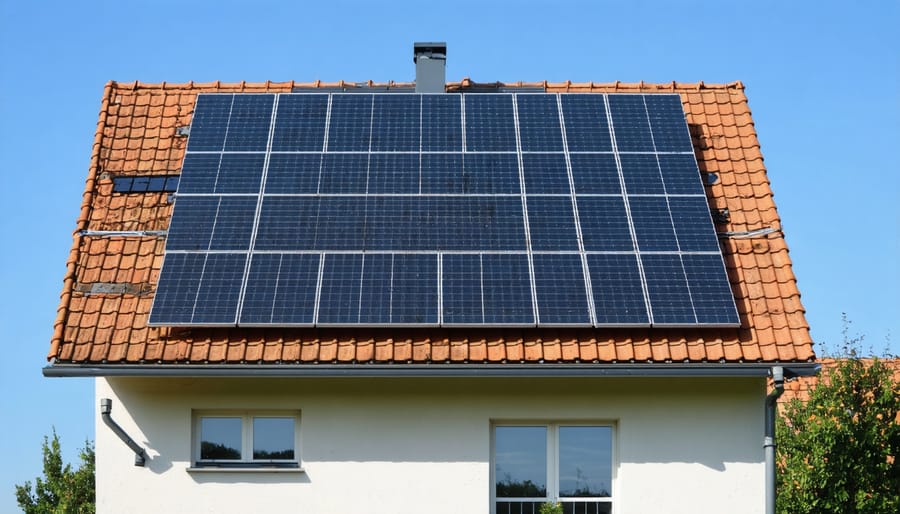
[44,362,819,378]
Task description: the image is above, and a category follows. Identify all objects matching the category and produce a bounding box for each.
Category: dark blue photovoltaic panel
[254,197,319,250]
[420,153,463,193]
[391,254,439,323]
[367,153,420,194]
[576,197,633,251]
[319,153,368,193]
[441,254,483,324]
[522,153,570,194]
[207,197,259,250]
[215,154,266,193]
[240,253,320,324]
[371,95,421,151]
[527,196,579,251]
[629,196,678,252]
[482,254,534,324]
[264,153,322,194]
[149,253,206,324]
[533,254,590,324]
[166,196,256,251]
[177,154,222,194]
[682,254,739,325]
[641,254,696,325]
[190,253,248,324]
[644,94,693,152]
[178,154,264,194]
[420,154,519,194]
[608,95,654,152]
[464,95,516,151]
[186,95,232,151]
[327,94,373,151]
[358,254,393,323]
[152,91,738,328]
[619,154,664,195]
[658,154,704,195]
[224,94,274,151]
[560,94,612,152]
[271,94,328,151]
[422,94,462,151]
[669,196,720,252]
[461,153,520,194]
[517,94,563,151]
[317,254,363,323]
[587,254,649,325]
[569,153,620,194]
[313,197,366,250]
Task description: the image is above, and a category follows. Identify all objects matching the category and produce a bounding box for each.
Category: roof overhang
[43,362,820,378]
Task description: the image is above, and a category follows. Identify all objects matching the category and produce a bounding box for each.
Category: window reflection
[495,426,547,497]
[253,417,295,460]
[200,417,241,460]
[558,426,612,497]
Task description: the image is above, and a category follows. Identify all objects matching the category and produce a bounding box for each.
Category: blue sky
[0,0,896,510]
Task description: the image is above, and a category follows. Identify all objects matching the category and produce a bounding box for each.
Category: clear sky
[0,0,896,510]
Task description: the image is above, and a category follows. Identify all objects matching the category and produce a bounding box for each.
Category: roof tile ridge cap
[49,81,116,361]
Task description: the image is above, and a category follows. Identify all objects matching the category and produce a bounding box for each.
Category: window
[192,411,300,469]
[493,423,613,514]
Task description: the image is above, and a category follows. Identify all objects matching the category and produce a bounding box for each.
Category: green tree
[15,430,95,514]
[776,355,899,513]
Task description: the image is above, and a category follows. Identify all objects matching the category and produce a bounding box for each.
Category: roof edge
[48,81,116,361]
[44,362,818,378]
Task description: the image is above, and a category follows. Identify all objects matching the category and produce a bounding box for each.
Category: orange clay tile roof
[47,79,815,366]
[779,358,900,405]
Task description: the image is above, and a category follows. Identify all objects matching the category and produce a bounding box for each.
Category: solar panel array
[148,92,739,327]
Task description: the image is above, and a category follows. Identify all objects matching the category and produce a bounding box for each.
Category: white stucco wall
[95,375,765,514]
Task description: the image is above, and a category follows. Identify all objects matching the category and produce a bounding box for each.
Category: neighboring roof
[780,358,900,405]
[47,79,815,370]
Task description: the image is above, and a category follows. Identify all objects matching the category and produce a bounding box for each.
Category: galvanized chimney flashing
[413,42,446,93]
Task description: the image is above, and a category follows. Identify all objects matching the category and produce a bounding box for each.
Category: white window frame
[191,410,302,470]
[491,421,616,513]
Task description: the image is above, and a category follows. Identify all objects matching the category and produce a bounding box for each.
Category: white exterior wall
[95,375,765,514]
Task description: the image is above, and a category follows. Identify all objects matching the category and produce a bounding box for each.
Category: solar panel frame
[150,91,739,328]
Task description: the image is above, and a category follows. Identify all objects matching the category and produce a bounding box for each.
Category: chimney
[413,42,446,93]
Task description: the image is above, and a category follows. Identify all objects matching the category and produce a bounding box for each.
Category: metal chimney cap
[413,42,447,63]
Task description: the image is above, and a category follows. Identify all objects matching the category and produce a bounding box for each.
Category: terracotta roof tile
[47,79,815,369]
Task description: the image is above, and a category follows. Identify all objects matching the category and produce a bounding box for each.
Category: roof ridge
[104,79,746,92]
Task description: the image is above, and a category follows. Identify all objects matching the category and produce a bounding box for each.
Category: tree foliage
[777,356,900,513]
[15,430,95,514]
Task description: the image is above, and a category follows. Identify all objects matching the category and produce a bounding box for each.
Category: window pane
[200,417,242,460]
[253,417,295,460]
[558,426,612,497]
[495,426,547,498]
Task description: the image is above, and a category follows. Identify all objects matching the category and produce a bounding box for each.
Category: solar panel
[149,92,739,327]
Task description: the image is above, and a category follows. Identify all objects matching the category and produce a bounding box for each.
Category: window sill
[187,466,305,474]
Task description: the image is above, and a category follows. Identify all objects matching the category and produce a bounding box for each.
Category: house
[45,45,817,514]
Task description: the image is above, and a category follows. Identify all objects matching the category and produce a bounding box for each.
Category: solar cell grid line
[326,94,374,151]
[510,93,541,326]
[559,94,613,152]
[371,94,421,151]
[681,253,740,325]
[607,94,655,152]
[440,253,483,324]
[641,253,698,326]
[556,93,598,326]
[465,94,517,151]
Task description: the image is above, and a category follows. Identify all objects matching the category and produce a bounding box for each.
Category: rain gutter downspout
[764,366,784,514]
[100,398,147,466]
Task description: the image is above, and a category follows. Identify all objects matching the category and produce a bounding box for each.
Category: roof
[46,79,815,371]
